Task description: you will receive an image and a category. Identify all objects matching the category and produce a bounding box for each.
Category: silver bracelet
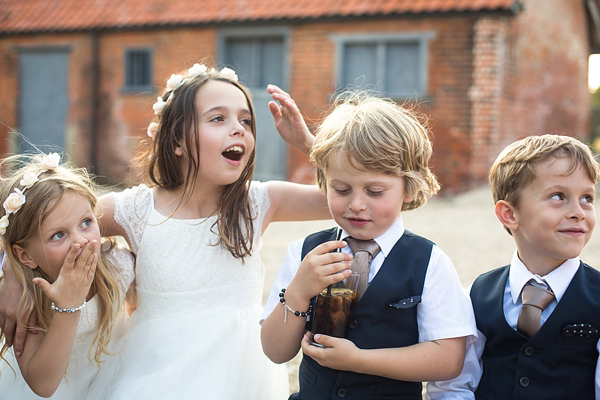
[51,300,86,313]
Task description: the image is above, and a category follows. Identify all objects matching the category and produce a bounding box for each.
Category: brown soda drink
[311,288,357,342]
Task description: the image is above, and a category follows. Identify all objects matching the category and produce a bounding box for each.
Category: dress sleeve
[248,181,271,244]
[112,185,152,255]
[103,243,136,298]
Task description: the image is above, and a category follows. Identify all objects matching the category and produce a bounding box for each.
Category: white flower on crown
[166,74,184,92]
[42,153,60,169]
[147,122,159,140]
[153,96,167,115]
[0,215,9,235]
[219,67,238,82]
[0,152,62,237]
[4,191,26,215]
[188,63,208,77]
[20,171,39,189]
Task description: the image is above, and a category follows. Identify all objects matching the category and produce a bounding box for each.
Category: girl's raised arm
[263,86,331,228]
[263,181,330,231]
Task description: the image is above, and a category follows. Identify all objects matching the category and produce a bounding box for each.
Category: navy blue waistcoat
[471,263,600,400]
[289,228,433,400]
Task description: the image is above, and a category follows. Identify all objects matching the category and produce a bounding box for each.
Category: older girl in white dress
[85,64,329,399]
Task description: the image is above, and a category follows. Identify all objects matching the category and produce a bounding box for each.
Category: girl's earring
[175,147,183,157]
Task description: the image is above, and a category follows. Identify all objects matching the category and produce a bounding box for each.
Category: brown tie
[517,281,555,338]
[344,237,380,300]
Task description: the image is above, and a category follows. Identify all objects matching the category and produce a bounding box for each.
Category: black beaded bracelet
[279,288,313,324]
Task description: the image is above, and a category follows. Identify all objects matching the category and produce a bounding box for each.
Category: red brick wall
[469,0,592,191]
[0,0,592,192]
[287,16,479,192]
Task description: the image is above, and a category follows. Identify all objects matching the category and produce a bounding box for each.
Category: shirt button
[337,388,347,398]
[519,377,530,387]
[523,347,535,356]
[349,320,358,329]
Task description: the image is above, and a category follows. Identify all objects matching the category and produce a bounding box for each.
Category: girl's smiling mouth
[222,145,244,162]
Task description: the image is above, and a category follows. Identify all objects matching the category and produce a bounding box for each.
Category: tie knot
[344,237,380,259]
[521,282,555,310]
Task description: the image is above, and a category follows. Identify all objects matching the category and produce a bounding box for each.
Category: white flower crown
[0,153,61,236]
[151,64,238,117]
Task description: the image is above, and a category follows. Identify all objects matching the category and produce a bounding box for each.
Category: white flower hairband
[0,153,61,235]
[151,64,238,117]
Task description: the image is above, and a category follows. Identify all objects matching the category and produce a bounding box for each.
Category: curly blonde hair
[311,92,440,211]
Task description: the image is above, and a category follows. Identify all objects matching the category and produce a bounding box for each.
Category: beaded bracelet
[279,288,313,324]
[51,300,87,314]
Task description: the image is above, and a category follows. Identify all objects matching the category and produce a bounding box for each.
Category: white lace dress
[87,182,288,400]
[0,245,134,400]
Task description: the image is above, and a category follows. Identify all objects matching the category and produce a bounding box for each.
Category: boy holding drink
[261,92,477,399]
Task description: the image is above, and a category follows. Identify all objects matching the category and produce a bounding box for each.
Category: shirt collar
[508,250,580,304]
[339,216,404,257]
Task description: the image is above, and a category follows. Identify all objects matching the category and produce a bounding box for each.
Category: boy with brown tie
[431,134,600,399]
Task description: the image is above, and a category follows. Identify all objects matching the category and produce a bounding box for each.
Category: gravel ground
[259,185,600,394]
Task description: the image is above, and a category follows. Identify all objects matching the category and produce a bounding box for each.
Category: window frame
[217,26,291,90]
[122,47,154,93]
[332,32,435,99]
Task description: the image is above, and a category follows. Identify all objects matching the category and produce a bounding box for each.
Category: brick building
[0,0,598,192]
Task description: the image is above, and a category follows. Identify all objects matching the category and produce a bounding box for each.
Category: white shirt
[427,251,600,399]
[261,217,477,392]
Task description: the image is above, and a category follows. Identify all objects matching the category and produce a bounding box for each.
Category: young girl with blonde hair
[0,153,134,399]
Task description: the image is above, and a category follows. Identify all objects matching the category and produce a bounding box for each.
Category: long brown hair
[0,153,123,365]
[133,66,257,259]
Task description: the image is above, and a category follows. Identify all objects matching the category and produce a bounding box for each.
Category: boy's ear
[495,200,518,231]
[11,244,38,270]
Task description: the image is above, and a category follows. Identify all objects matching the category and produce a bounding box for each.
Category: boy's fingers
[312,240,348,255]
[326,268,352,285]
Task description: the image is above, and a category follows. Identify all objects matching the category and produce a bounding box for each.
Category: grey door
[19,49,69,153]
[222,34,288,181]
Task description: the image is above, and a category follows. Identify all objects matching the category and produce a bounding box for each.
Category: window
[333,33,434,99]
[221,36,286,89]
[123,48,153,92]
[219,27,290,181]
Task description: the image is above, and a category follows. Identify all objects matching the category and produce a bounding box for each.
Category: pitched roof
[0,0,520,34]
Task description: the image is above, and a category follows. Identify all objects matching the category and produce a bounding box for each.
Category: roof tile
[0,0,519,33]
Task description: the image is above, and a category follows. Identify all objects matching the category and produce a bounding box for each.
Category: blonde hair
[134,64,256,259]
[310,92,440,211]
[0,153,123,365]
[490,134,600,207]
